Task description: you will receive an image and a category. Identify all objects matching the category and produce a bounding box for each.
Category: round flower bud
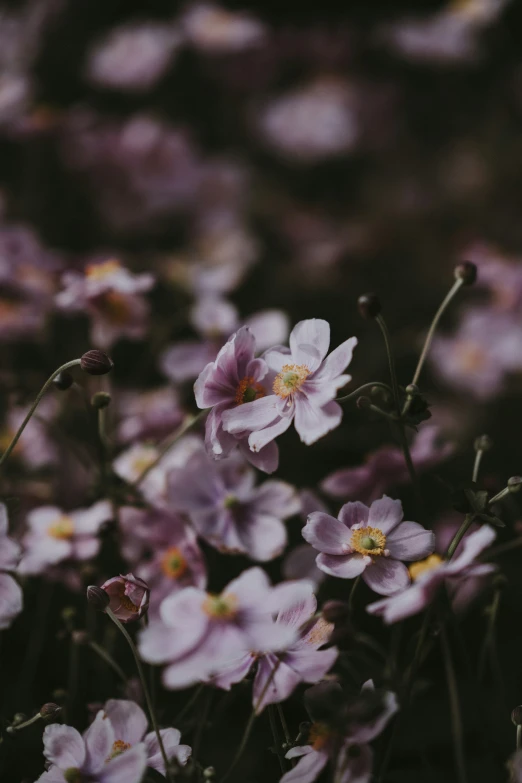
[91,391,112,409]
[508,476,522,493]
[357,293,382,319]
[454,261,477,286]
[512,706,522,725]
[405,384,419,396]
[53,371,74,391]
[322,600,350,624]
[474,435,493,453]
[356,395,371,410]
[80,350,114,376]
[203,767,216,779]
[40,703,61,722]
[86,585,110,612]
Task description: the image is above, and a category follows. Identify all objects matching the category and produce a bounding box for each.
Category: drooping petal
[83,710,115,774]
[284,646,338,682]
[43,723,86,769]
[302,512,352,554]
[248,413,292,452]
[294,398,342,446]
[239,439,279,474]
[445,525,496,575]
[362,558,410,596]
[209,652,255,690]
[316,552,368,579]
[386,522,435,562]
[368,496,403,534]
[0,535,21,570]
[99,743,147,783]
[289,319,330,372]
[348,690,399,744]
[103,700,148,746]
[223,395,281,434]
[280,746,329,783]
[367,571,443,623]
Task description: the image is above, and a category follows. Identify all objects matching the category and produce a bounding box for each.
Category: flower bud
[357,293,382,319]
[80,350,114,376]
[86,585,110,612]
[405,384,419,396]
[40,703,61,722]
[91,391,112,409]
[101,573,150,622]
[454,261,477,286]
[356,396,371,410]
[512,706,522,725]
[474,435,493,453]
[53,371,74,391]
[322,600,350,624]
[203,767,216,779]
[508,476,522,493]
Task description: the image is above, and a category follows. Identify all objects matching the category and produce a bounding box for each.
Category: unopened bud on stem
[454,261,477,286]
[86,585,110,612]
[91,392,111,409]
[357,293,382,319]
[40,703,61,722]
[80,350,114,376]
[474,435,493,453]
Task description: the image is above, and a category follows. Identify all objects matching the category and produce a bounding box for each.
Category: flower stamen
[273,364,310,399]
[48,515,75,540]
[235,376,265,405]
[350,526,386,556]
[160,547,188,580]
[202,591,238,620]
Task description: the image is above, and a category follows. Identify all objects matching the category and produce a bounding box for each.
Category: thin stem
[348,576,361,615]
[393,421,423,512]
[445,514,474,560]
[487,486,510,506]
[67,634,80,724]
[0,359,82,470]
[517,726,522,751]
[268,705,286,773]
[97,407,110,493]
[277,704,292,747]
[478,587,502,681]
[6,712,44,733]
[410,278,464,390]
[375,315,401,415]
[132,410,207,488]
[440,623,468,783]
[336,382,393,403]
[221,660,281,783]
[106,609,172,783]
[88,640,127,684]
[472,449,484,484]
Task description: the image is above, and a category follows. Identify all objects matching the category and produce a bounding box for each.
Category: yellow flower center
[272,364,310,398]
[48,515,75,540]
[202,592,238,620]
[455,340,486,372]
[97,291,132,325]
[160,547,188,580]
[408,553,444,581]
[235,376,266,405]
[131,451,157,475]
[350,526,386,556]
[110,739,131,759]
[86,259,122,280]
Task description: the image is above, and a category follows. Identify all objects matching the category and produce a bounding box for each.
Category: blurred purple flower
[116,387,184,445]
[321,426,453,503]
[18,500,112,575]
[303,495,435,596]
[367,524,496,623]
[167,449,300,560]
[0,504,23,629]
[182,3,266,53]
[85,21,182,92]
[210,580,337,713]
[139,567,298,689]
[101,573,150,623]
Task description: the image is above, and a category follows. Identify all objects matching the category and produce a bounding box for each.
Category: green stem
[132,410,207,488]
[268,705,286,773]
[106,609,172,782]
[336,382,393,403]
[409,279,464,391]
[277,704,292,747]
[477,587,502,681]
[375,315,401,416]
[445,514,474,560]
[517,726,522,751]
[88,640,127,684]
[348,576,361,615]
[6,711,44,733]
[0,359,81,470]
[487,486,510,506]
[440,623,468,783]
[472,449,484,484]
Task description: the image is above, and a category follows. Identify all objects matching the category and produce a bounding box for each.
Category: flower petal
[99,743,147,783]
[222,395,281,434]
[103,700,148,746]
[338,502,370,529]
[386,522,435,562]
[290,319,330,372]
[43,723,86,769]
[83,710,115,774]
[253,654,302,713]
[302,512,352,554]
[281,747,328,783]
[314,336,357,380]
[316,552,368,579]
[368,496,403,534]
[362,558,410,596]
[248,413,292,452]
[0,573,22,629]
[294,399,342,446]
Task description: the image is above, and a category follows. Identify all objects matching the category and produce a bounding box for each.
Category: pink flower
[302,495,435,596]
[182,3,266,52]
[56,259,154,348]
[18,500,112,576]
[167,449,300,561]
[194,326,279,473]
[139,567,298,689]
[0,504,22,630]
[367,525,496,623]
[209,580,337,713]
[222,319,357,449]
[101,573,150,622]
[116,387,184,445]
[119,507,207,614]
[321,426,453,503]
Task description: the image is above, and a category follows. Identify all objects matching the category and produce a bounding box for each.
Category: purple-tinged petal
[445,525,496,574]
[348,690,398,743]
[386,522,435,562]
[83,710,115,774]
[161,340,216,383]
[159,588,209,644]
[253,654,302,712]
[138,623,182,665]
[338,502,370,529]
[269,580,316,627]
[239,439,279,474]
[225,567,271,608]
[144,728,191,772]
[237,513,287,562]
[209,652,256,690]
[248,413,292,452]
[290,319,330,372]
[313,336,357,380]
[223,395,281,434]
[368,496,403,534]
[251,480,301,518]
[362,558,410,596]
[294,398,342,445]
[103,700,147,746]
[244,310,290,352]
[281,746,328,783]
[336,742,373,783]
[0,573,22,629]
[302,512,352,554]
[36,767,67,783]
[284,646,338,682]
[43,723,86,769]
[283,544,326,587]
[72,500,113,535]
[367,573,442,623]
[99,743,147,783]
[264,347,292,373]
[316,552,368,579]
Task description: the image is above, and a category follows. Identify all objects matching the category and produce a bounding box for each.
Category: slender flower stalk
[336,381,393,403]
[375,315,401,415]
[445,514,475,560]
[105,607,172,783]
[88,639,127,684]
[0,359,82,470]
[7,711,46,733]
[268,705,287,773]
[440,622,468,783]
